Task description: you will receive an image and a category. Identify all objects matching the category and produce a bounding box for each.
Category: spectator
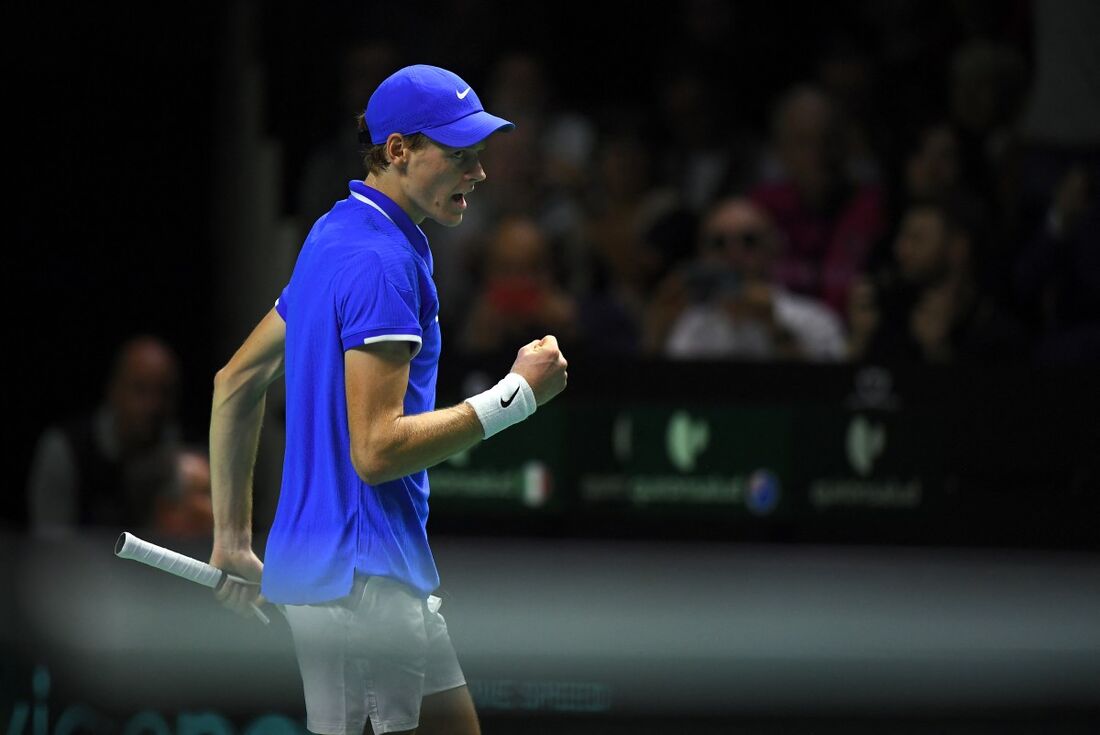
[459,217,580,354]
[584,128,676,321]
[849,198,1026,363]
[751,85,885,315]
[427,114,544,334]
[653,67,758,211]
[950,41,1028,150]
[1014,165,1100,363]
[645,198,846,361]
[947,39,1028,227]
[26,336,185,536]
[904,122,962,203]
[153,448,215,540]
[815,32,884,186]
[862,120,970,280]
[484,53,598,296]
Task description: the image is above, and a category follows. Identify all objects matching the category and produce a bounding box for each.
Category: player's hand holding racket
[511,335,568,406]
[209,544,266,620]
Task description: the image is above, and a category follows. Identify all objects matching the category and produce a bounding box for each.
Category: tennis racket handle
[115,532,268,624]
[115,531,225,588]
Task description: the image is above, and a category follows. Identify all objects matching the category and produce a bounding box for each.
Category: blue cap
[365,65,515,148]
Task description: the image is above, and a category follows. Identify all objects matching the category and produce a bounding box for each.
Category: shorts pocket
[352,577,428,661]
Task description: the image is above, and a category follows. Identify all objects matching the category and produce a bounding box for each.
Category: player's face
[402,139,487,227]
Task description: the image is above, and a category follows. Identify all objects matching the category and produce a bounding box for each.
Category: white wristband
[464,372,537,439]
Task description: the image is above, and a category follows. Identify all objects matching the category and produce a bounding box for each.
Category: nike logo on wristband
[500,386,521,408]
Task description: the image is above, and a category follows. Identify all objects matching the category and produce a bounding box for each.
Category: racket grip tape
[115,531,226,588]
[115,532,268,624]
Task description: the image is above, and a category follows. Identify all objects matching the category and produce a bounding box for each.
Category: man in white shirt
[658,198,846,361]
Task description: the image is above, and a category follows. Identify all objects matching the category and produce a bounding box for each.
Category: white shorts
[282,575,467,735]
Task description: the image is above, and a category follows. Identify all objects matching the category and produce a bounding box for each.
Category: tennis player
[207,65,568,735]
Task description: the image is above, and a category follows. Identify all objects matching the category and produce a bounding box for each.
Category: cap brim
[420,110,515,148]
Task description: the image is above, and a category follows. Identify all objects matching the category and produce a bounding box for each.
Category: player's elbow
[349,411,405,484]
[212,366,235,407]
[214,361,273,409]
[351,451,380,484]
[350,443,398,485]
[212,364,250,410]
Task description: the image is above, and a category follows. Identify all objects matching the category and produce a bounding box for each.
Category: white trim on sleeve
[361,333,423,359]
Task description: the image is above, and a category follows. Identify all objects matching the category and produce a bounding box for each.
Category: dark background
[11,3,220,526]
[5,0,1057,528]
[6,1,1099,732]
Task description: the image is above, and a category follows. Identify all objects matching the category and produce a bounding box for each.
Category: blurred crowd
[24,1,1100,536]
[26,337,214,539]
[298,0,1098,366]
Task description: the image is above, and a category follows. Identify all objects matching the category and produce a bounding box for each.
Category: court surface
[9,533,1098,726]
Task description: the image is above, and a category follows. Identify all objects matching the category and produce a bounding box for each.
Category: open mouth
[451,192,467,210]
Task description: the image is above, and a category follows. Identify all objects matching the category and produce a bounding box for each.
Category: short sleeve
[337,255,423,358]
[275,285,289,320]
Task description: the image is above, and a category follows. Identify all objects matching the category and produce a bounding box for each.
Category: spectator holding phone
[644,197,846,361]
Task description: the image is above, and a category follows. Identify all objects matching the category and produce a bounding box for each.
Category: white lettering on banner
[467,679,611,713]
[810,479,923,510]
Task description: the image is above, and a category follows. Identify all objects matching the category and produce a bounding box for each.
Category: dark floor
[478,712,1100,735]
[3,532,1098,733]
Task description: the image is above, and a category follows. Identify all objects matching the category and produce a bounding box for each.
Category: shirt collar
[348,180,432,266]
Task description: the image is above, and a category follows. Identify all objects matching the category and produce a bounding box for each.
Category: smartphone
[681,262,741,303]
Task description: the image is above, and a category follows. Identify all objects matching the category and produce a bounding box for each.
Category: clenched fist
[510,335,568,406]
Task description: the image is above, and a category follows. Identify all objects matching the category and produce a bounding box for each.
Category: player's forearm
[209,369,268,548]
[354,402,484,485]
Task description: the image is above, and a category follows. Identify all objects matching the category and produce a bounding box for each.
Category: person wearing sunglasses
[647,198,846,361]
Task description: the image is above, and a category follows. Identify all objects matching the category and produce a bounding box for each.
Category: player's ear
[385,133,408,168]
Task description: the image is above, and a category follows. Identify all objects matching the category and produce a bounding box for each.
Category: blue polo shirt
[262,181,442,604]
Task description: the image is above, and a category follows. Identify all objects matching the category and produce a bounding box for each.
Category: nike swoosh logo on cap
[456,87,472,99]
